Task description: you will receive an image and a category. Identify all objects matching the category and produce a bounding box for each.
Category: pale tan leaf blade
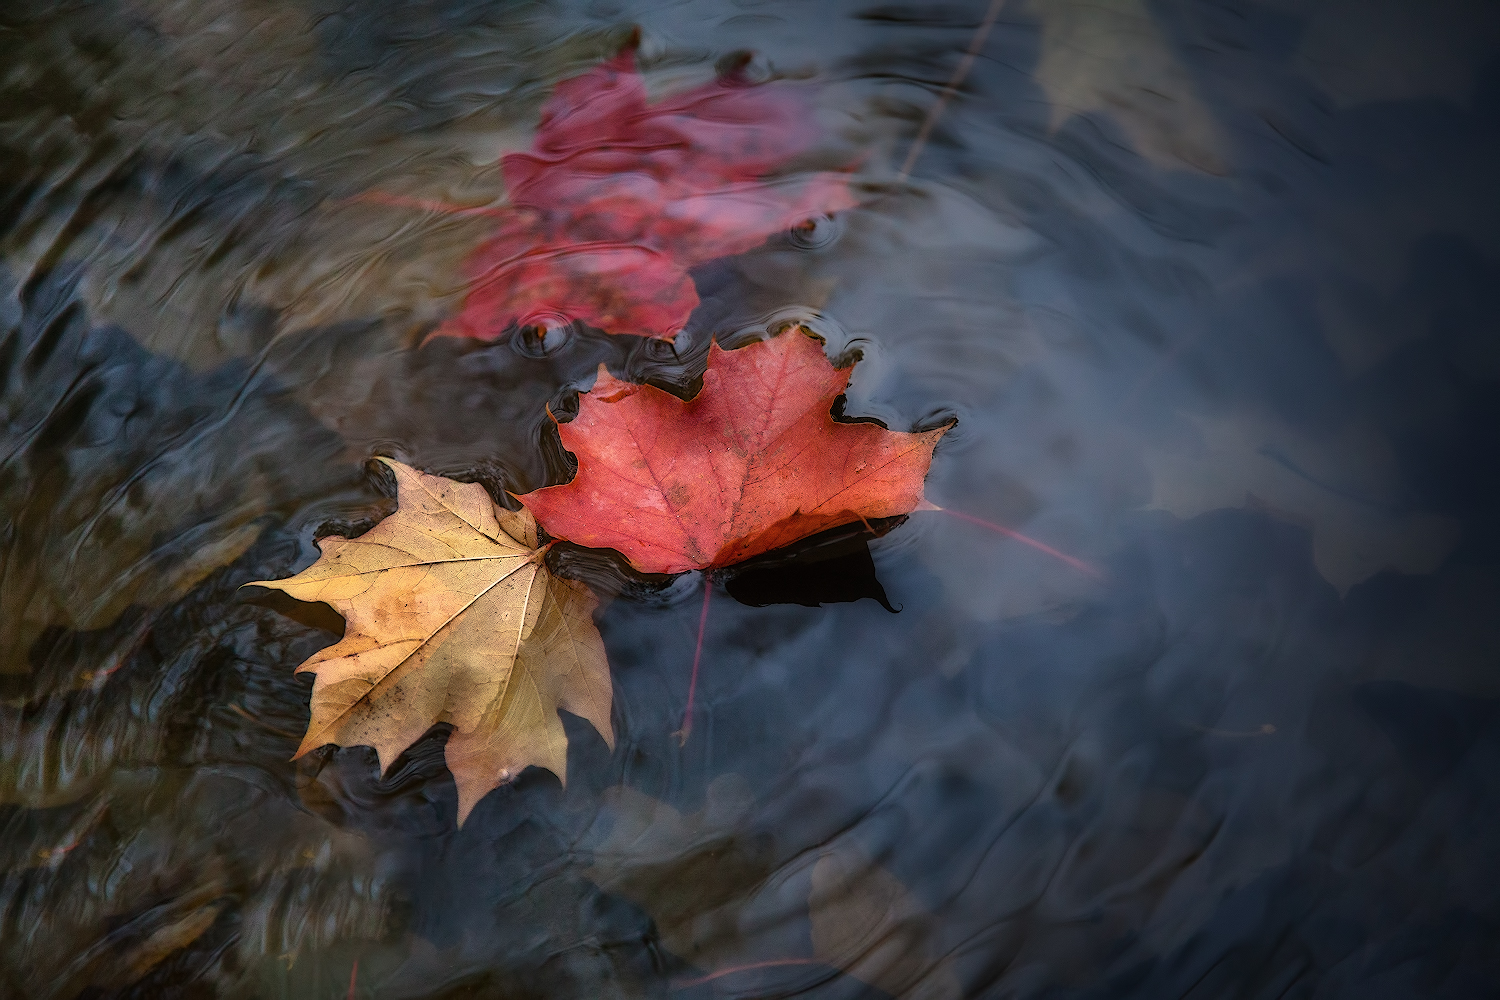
[530,574,614,751]
[299,558,544,770]
[444,564,614,824]
[246,459,614,825]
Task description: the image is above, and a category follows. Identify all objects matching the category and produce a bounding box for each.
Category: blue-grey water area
[3,1,1499,997]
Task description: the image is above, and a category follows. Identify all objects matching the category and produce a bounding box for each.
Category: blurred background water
[2,0,1499,996]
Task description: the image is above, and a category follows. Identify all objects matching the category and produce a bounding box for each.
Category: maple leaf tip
[586,364,639,403]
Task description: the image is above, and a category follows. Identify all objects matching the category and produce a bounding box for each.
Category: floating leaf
[519,327,948,574]
[249,458,613,823]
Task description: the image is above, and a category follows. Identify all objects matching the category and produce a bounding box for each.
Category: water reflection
[2,0,1498,996]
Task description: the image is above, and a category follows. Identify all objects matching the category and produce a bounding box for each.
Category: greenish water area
[2,1,1499,997]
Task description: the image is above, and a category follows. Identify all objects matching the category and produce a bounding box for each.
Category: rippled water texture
[4,0,1500,996]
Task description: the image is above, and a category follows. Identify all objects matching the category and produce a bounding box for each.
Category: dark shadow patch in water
[723,518,902,610]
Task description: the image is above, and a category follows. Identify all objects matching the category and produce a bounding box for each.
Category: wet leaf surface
[249,460,613,824]
[520,327,948,573]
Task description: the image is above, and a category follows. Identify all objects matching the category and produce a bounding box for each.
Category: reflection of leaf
[250,459,613,824]
[520,327,948,574]
[436,47,857,342]
[585,776,772,969]
[811,845,962,1000]
[1031,0,1224,173]
[1144,412,1461,592]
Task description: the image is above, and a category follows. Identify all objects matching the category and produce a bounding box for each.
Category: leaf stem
[676,573,713,746]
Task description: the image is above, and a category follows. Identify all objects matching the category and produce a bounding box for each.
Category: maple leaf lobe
[519,328,948,574]
[248,458,613,824]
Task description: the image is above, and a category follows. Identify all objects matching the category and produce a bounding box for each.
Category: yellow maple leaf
[249,458,613,824]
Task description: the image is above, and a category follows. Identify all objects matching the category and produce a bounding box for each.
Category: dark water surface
[4,0,1500,996]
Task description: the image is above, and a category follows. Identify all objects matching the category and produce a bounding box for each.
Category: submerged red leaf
[517,327,949,574]
[435,49,857,341]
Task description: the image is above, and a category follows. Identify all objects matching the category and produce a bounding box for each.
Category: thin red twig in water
[347,959,359,1000]
[676,574,713,746]
[674,958,822,989]
[941,508,1103,579]
[342,190,512,220]
[896,0,1007,182]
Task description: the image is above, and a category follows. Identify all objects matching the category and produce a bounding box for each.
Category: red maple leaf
[433,49,858,342]
[517,327,949,574]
